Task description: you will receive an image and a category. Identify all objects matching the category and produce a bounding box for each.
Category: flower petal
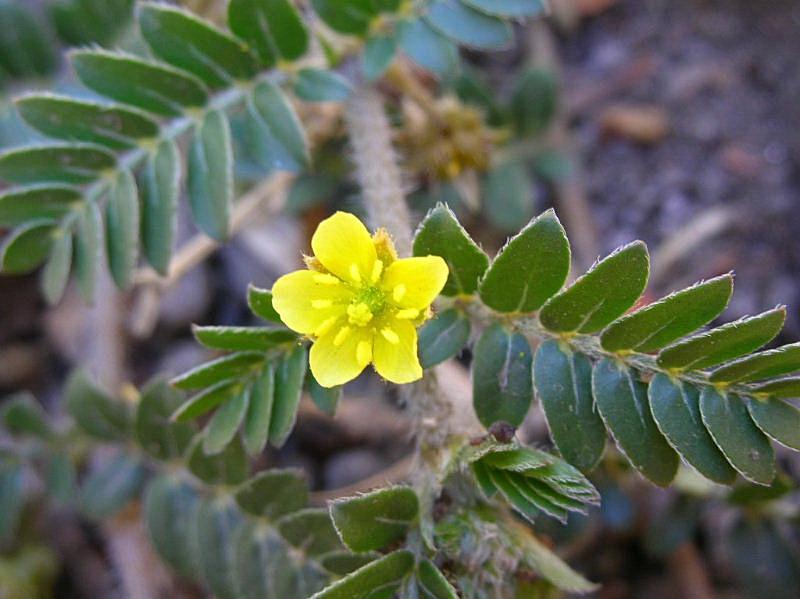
[382,256,449,310]
[373,318,422,384]
[271,270,351,335]
[311,212,377,284]
[310,326,373,387]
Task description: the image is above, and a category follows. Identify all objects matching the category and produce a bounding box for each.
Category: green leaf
[747,398,800,451]
[74,202,101,302]
[49,0,134,47]
[648,374,736,484]
[1,219,56,274]
[540,241,650,334]
[16,94,159,150]
[483,161,536,234]
[657,307,786,370]
[194,496,244,599]
[81,452,145,519]
[510,69,558,136]
[592,359,678,486]
[330,486,418,552]
[321,552,377,576]
[310,550,415,599]
[727,475,793,507]
[65,369,130,441]
[0,455,23,543]
[363,35,396,81]
[601,274,734,352]
[699,388,774,485]
[105,169,139,289]
[311,0,377,36]
[188,109,233,240]
[397,18,459,76]
[141,138,180,275]
[710,342,800,383]
[278,508,343,557]
[186,433,248,486]
[461,0,546,17]
[418,308,471,369]
[479,209,570,313]
[144,474,200,577]
[417,559,458,599]
[242,364,275,454]
[228,0,309,66]
[71,49,208,116]
[424,0,513,50]
[750,376,800,398]
[248,284,283,323]
[46,452,76,505]
[139,3,257,89]
[203,387,249,455]
[234,525,321,599]
[41,230,73,305]
[516,529,598,594]
[172,351,265,390]
[172,379,241,422]
[533,341,606,473]
[1,392,51,438]
[249,80,309,171]
[487,468,545,522]
[235,468,309,520]
[192,325,297,351]
[294,69,352,102]
[413,203,489,296]
[269,344,308,447]
[0,144,115,184]
[135,378,195,460]
[472,323,533,428]
[307,374,342,416]
[0,3,56,78]
[0,184,80,227]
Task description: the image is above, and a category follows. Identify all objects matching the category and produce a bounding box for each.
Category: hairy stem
[344,86,413,255]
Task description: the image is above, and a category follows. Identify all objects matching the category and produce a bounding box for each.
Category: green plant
[1,1,800,598]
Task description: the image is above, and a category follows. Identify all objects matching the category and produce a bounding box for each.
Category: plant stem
[344,86,413,255]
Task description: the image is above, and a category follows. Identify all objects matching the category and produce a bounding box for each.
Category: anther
[349,263,361,283]
[371,260,384,283]
[333,327,350,347]
[393,284,406,302]
[313,273,340,285]
[347,303,373,326]
[356,340,372,367]
[381,328,400,344]
[314,317,337,337]
[395,308,419,320]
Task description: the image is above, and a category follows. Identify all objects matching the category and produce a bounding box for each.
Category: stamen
[393,284,406,302]
[313,273,340,285]
[356,340,372,367]
[395,308,419,320]
[349,263,361,283]
[311,299,333,309]
[333,327,350,347]
[370,259,384,283]
[314,317,337,337]
[381,328,400,344]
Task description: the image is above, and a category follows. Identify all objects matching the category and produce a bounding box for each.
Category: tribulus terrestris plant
[1,1,800,598]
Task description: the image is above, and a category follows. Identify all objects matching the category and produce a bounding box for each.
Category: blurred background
[1,0,799,597]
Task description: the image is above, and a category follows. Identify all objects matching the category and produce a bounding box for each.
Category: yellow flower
[272,212,448,388]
